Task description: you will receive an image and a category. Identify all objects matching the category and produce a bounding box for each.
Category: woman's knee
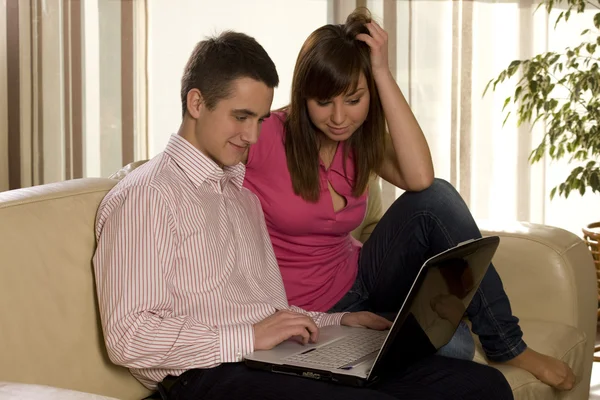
[424,178,461,201]
[394,178,464,214]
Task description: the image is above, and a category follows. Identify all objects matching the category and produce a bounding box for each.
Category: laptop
[244,235,500,387]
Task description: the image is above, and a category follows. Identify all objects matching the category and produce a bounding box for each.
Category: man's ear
[186,88,203,119]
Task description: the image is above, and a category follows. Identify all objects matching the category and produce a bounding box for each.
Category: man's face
[194,77,274,167]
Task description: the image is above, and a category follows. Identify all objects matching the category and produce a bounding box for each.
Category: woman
[242,8,574,391]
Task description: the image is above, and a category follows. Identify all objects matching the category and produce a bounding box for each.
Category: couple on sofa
[92,7,573,400]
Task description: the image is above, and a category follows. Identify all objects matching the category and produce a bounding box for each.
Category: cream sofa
[0,173,596,399]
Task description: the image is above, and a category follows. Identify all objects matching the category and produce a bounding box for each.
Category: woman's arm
[357,22,434,191]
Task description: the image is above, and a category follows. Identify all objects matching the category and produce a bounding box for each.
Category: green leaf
[586,43,597,54]
[483,80,492,97]
[503,96,511,111]
[507,60,522,77]
[515,85,522,99]
[573,166,585,176]
[595,12,600,29]
[540,0,552,14]
[582,29,591,36]
[555,11,564,29]
[550,187,557,199]
[591,172,600,190]
[502,111,512,127]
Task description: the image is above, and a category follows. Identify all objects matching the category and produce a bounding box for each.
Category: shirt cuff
[317,312,347,327]
[218,324,255,363]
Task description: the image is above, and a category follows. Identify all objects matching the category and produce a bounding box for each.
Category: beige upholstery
[476,221,597,399]
[0,166,596,399]
[0,178,150,400]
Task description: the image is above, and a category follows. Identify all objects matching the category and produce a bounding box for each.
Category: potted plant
[485,0,600,199]
[484,0,600,352]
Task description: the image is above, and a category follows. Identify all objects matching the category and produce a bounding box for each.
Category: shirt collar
[164,134,246,190]
[319,141,355,178]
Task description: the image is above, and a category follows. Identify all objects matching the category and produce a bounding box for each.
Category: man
[93,31,513,400]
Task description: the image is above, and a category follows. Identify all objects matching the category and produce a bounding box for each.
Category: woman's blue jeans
[329,179,526,363]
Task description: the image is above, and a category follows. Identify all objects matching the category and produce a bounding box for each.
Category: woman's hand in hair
[355,21,390,78]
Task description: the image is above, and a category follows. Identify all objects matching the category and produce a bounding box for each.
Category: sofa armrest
[479,221,596,329]
[479,221,597,398]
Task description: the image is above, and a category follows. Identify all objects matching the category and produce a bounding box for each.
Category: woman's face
[306,73,370,143]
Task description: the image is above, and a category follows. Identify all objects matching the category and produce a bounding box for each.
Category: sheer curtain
[3,0,596,236]
[0,0,148,191]
[366,0,600,235]
[144,0,600,235]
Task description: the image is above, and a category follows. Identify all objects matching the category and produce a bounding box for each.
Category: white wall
[146,0,328,156]
[145,1,600,236]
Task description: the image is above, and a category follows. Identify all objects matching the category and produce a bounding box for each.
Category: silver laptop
[245,236,500,387]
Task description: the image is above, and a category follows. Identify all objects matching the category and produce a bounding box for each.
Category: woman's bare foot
[500,348,575,390]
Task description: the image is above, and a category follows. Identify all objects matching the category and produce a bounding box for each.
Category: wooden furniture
[582,222,600,362]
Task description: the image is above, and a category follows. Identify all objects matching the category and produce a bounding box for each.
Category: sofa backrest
[0,178,150,399]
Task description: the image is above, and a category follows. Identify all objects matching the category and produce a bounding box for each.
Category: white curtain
[0,0,148,191]
[368,0,600,236]
[3,0,597,234]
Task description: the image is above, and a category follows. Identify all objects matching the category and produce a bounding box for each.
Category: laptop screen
[368,236,499,378]
[409,248,492,351]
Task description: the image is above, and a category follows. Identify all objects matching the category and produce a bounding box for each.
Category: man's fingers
[296,318,319,343]
[278,312,318,334]
[285,326,311,345]
[274,310,301,318]
[308,326,319,343]
[276,315,319,343]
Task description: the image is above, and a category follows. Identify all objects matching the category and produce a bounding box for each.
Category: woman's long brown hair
[284,7,386,202]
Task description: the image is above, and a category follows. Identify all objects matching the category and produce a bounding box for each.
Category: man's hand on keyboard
[340,312,393,330]
[253,310,319,350]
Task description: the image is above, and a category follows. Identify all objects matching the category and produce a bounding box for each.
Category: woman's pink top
[243,112,367,312]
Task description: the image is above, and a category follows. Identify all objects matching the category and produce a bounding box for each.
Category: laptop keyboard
[283,329,387,369]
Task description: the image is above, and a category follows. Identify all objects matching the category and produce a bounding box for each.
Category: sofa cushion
[0,382,119,400]
[0,178,150,399]
[472,319,586,398]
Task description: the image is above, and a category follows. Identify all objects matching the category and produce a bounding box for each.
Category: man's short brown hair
[180,31,279,117]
